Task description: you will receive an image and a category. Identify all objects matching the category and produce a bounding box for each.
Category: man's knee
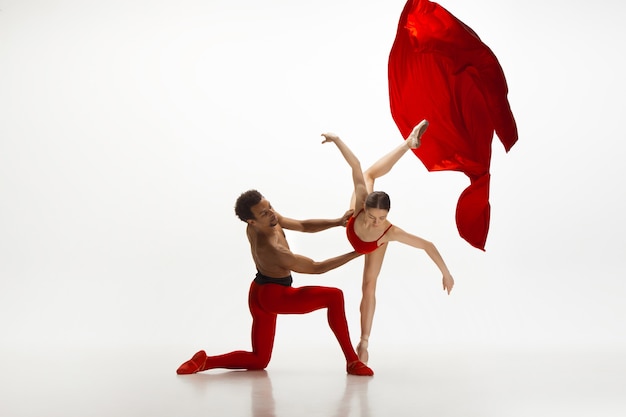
[328,287,345,305]
[249,353,271,370]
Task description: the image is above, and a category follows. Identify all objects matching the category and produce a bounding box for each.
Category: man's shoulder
[255,237,288,253]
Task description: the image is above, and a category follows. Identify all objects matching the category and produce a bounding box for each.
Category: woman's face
[364,207,388,228]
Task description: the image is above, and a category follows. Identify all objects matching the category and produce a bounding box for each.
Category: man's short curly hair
[235,189,264,222]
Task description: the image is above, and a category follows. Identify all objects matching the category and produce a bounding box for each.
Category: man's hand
[339,209,354,227]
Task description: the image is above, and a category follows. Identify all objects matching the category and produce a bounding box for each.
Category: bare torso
[246,223,293,278]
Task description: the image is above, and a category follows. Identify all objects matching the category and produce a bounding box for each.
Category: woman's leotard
[346,209,393,254]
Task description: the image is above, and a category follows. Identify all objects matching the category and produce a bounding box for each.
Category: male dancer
[176,189,373,376]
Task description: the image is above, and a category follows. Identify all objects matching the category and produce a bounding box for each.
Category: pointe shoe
[347,360,374,376]
[407,119,429,149]
[176,350,207,375]
[356,340,369,364]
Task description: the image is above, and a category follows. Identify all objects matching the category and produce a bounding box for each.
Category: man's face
[249,198,278,227]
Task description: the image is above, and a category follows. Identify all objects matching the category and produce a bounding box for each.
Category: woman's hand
[321,132,340,144]
[442,273,455,295]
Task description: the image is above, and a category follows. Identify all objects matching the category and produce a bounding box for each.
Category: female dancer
[321,120,455,363]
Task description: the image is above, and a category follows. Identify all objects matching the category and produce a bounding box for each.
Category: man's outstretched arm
[274,246,362,275]
[277,209,353,233]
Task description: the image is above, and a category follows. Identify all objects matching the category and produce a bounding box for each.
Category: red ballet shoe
[176,350,207,375]
[347,360,374,376]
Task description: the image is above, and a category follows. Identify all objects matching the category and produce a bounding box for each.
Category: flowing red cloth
[388,0,518,250]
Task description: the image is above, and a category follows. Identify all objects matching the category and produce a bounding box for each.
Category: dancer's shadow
[333,375,373,417]
[178,370,276,416]
[178,370,373,417]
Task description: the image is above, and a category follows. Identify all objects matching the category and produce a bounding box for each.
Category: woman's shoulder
[382,222,398,237]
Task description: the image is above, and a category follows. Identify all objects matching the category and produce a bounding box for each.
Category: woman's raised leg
[362,119,428,193]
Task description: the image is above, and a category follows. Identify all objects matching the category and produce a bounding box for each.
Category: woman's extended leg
[356,245,388,364]
[362,120,428,193]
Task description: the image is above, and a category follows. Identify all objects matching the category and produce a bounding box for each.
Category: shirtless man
[176,189,374,376]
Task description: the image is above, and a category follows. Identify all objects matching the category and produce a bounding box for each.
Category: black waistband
[254,271,293,287]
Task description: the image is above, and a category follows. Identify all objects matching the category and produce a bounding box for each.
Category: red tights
[199,281,359,371]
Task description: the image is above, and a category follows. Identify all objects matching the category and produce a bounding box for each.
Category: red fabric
[388,0,518,250]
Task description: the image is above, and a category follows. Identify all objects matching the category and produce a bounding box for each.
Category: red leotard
[346,210,393,254]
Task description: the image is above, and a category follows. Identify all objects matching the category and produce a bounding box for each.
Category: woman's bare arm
[321,133,369,209]
[389,226,455,294]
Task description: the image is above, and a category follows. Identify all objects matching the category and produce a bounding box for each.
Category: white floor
[2,345,625,417]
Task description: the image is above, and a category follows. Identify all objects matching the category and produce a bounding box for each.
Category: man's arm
[274,246,362,274]
[277,209,353,233]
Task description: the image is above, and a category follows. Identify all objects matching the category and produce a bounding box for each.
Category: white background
[1,0,625,362]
